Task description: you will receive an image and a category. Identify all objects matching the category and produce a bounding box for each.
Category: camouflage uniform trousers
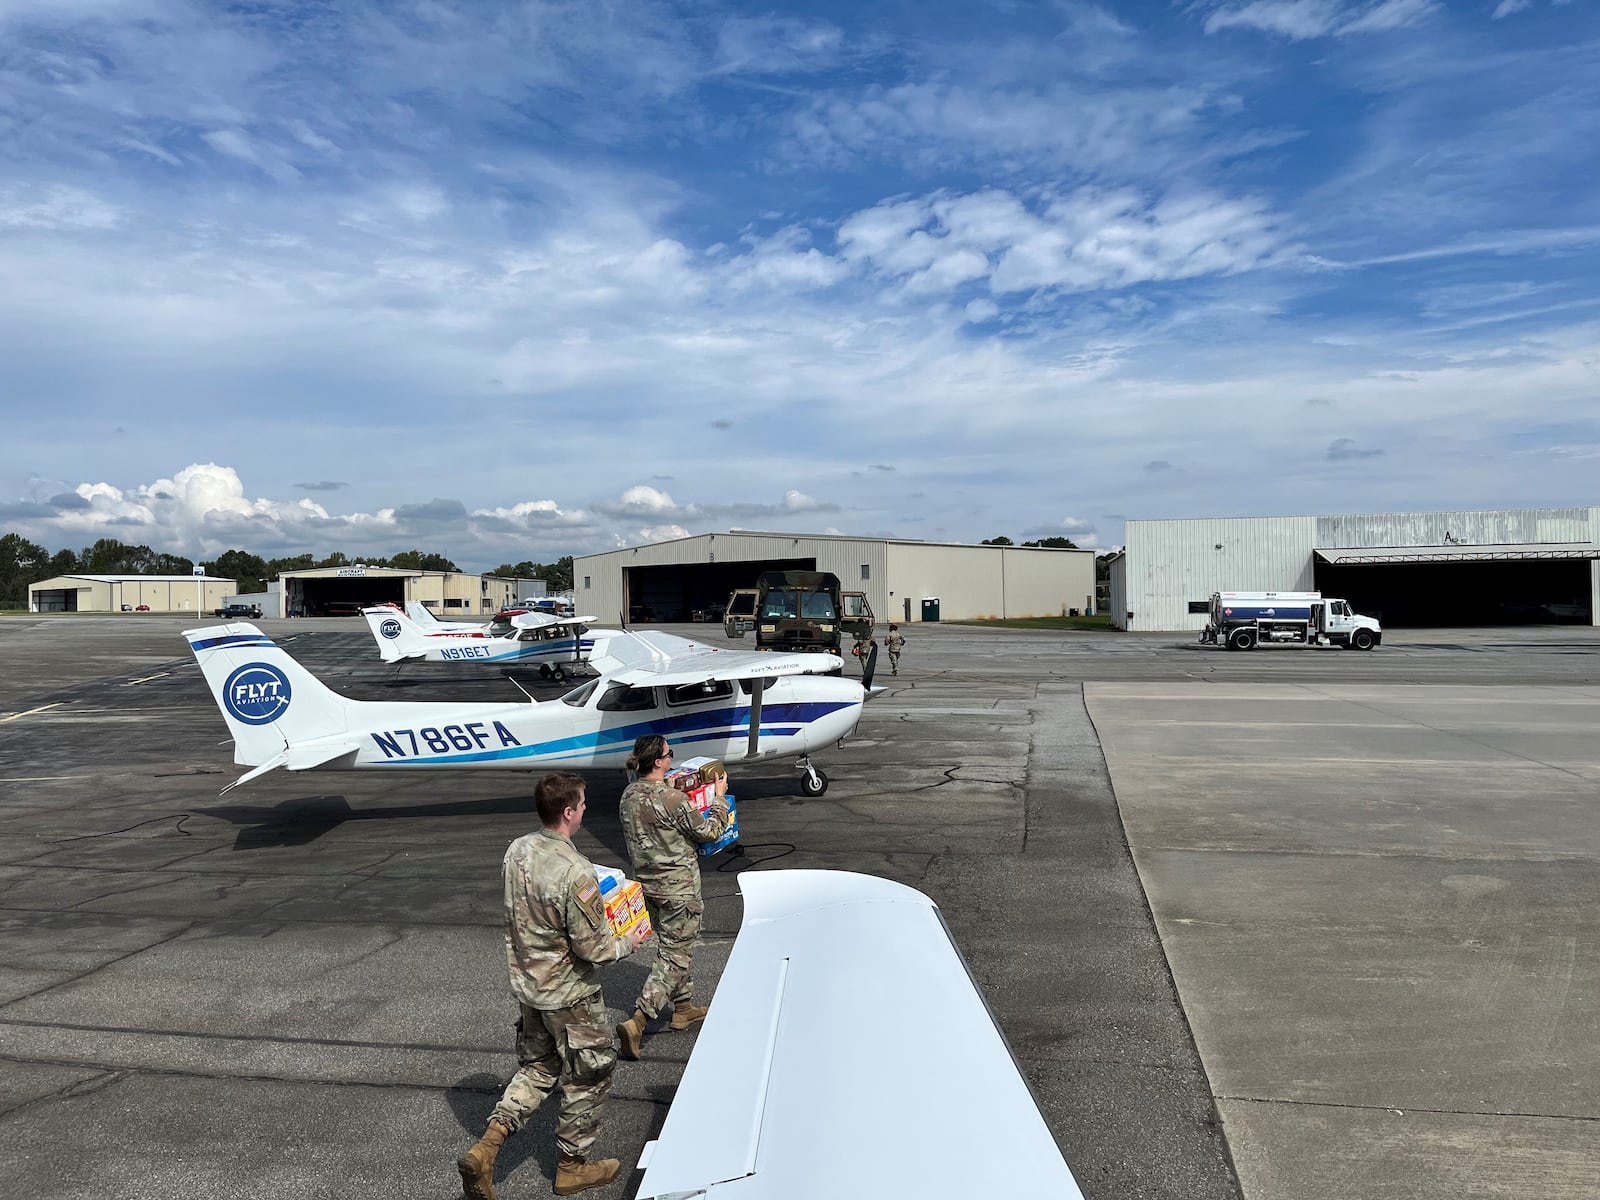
[887,648,901,675]
[636,894,704,1020]
[490,992,617,1159]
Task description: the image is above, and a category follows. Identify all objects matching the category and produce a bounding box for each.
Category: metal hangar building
[27,574,236,614]
[275,566,538,618]
[1107,506,1600,631]
[573,531,1097,626]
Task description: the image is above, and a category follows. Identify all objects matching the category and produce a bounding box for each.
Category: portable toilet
[920,597,941,623]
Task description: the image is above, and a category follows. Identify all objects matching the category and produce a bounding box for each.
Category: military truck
[730,571,873,654]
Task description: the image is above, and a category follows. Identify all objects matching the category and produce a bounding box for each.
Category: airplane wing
[635,870,1084,1199]
[586,629,840,687]
[508,612,596,631]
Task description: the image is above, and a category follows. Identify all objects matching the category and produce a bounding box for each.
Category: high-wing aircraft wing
[635,870,1084,1199]
[508,611,596,631]
[586,629,841,688]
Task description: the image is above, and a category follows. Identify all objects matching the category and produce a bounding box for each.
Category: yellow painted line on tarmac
[0,702,64,723]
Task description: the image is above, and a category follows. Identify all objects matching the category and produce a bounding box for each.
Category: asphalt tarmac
[0,615,1596,1198]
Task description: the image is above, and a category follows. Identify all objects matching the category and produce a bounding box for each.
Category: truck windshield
[800,593,836,619]
[762,592,799,618]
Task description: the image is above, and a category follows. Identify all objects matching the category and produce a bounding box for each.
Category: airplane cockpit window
[665,680,734,706]
[561,679,600,707]
[518,629,541,642]
[801,593,837,619]
[597,684,656,712]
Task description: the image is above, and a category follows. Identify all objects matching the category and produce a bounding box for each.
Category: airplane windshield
[561,679,599,707]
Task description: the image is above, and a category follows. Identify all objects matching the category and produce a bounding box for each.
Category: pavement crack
[1217,1094,1600,1123]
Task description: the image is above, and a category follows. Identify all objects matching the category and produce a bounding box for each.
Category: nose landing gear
[797,756,829,797]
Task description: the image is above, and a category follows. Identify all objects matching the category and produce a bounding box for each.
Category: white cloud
[1204,0,1438,38]
[1492,0,1534,16]
[0,184,122,230]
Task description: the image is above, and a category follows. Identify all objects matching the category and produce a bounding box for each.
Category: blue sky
[1,0,1597,568]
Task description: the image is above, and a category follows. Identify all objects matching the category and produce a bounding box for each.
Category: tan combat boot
[669,999,709,1031]
[616,1009,648,1060]
[457,1117,512,1200]
[554,1155,621,1195]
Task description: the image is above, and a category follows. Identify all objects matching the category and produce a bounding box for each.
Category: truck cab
[752,571,844,653]
[1312,598,1382,650]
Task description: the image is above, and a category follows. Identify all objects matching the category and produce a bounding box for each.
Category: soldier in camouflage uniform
[885,623,906,675]
[456,772,650,1200]
[615,733,731,1060]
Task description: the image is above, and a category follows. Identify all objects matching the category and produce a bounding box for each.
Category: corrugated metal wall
[1109,556,1127,630]
[1315,508,1594,547]
[574,535,1090,625]
[1127,517,1318,631]
[1125,507,1600,631]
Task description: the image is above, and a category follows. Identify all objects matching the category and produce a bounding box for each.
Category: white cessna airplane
[184,622,860,795]
[362,604,599,679]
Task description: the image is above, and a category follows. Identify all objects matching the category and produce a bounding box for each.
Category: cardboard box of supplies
[696,793,739,858]
[593,865,651,940]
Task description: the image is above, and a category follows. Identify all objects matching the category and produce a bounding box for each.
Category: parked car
[134,604,150,611]
[323,602,364,617]
[214,603,264,619]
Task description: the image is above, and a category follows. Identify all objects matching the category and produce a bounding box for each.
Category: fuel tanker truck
[1202,591,1382,651]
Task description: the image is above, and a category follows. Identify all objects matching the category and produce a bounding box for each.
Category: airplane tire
[538,665,551,678]
[800,769,828,797]
[550,666,567,683]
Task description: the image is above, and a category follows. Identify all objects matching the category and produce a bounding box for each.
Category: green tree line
[0,534,570,607]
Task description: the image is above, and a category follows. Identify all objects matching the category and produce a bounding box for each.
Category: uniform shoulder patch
[578,882,598,903]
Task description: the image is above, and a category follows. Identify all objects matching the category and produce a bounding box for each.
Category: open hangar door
[288,576,407,617]
[622,558,816,623]
[1314,550,1595,627]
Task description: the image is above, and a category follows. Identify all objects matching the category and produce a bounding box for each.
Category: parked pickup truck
[214,603,264,619]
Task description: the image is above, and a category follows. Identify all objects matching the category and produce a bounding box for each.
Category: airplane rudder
[183,622,349,754]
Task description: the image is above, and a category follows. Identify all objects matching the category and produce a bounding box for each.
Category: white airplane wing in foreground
[636,870,1084,1200]
[587,629,841,688]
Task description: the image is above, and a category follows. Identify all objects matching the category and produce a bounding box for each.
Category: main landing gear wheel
[550,666,568,683]
[538,664,552,679]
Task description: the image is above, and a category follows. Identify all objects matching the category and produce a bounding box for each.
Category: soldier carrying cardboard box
[615,734,732,1061]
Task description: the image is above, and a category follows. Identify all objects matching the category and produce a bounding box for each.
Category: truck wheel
[1231,628,1257,651]
[1353,629,1375,651]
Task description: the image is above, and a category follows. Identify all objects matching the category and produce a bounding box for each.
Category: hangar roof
[31,574,233,583]
[1315,542,1598,564]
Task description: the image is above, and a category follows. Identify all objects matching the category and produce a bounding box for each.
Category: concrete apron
[1086,681,1600,1200]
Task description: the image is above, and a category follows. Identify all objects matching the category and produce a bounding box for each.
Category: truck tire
[1230,628,1257,651]
[1352,629,1375,651]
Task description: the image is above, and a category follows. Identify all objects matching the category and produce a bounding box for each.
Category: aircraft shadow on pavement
[196,792,542,851]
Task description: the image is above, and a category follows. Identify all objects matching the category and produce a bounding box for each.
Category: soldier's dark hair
[625,734,670,773]
[535,772,586,826]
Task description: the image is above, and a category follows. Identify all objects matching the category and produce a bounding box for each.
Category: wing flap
[636,871,1084,1199]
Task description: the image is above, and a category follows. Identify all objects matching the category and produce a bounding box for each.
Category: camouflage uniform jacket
[885,629,906,652]
[619,778,730,902]
[502,828,628,1011]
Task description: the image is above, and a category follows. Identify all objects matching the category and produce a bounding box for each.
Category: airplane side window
[518,630,540,642]
[666,680,734,706]
[561,679,600,707]
[598,685,656,712]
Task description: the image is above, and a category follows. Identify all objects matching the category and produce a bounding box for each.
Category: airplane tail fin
[182,623,354,765]
[404,600,442,628]
[362,606,428,663]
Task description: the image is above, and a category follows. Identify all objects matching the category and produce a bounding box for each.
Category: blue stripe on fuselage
[372,701,853,766]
